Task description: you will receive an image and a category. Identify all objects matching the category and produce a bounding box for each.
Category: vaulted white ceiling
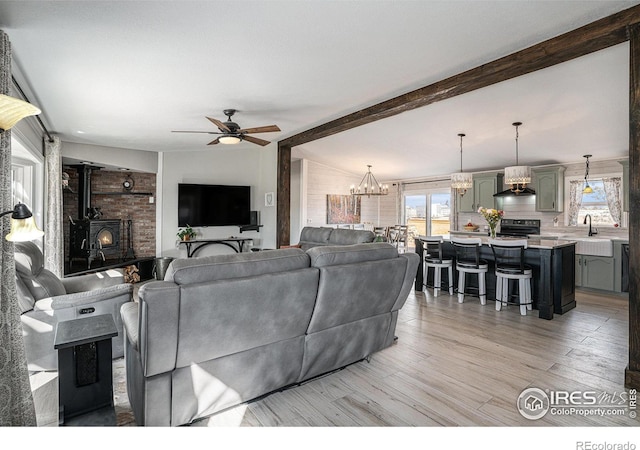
[0,0,637,180]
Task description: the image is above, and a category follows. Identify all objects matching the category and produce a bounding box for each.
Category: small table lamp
[0,203,44,241]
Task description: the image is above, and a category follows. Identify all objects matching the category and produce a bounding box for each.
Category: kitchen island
[414,236,576,320]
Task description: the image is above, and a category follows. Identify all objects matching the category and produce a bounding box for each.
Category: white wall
[160,144,277,257]
[62,142,158,173]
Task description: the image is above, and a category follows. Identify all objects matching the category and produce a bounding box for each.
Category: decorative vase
[489,224,496,239]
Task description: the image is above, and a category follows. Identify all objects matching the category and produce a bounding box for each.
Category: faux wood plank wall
[301,160,397,231]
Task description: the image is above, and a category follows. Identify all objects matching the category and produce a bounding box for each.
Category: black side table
[54,314,118,426]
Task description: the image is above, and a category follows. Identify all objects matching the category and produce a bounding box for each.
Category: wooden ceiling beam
[279,5,640,148]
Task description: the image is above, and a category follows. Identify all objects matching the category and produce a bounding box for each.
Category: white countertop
[440,233,576,249]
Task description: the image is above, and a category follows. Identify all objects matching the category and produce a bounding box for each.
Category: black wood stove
[68,164,122,269]
[69,219,121,269]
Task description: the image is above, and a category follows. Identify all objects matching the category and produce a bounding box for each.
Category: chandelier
[504,121,531,194]
[450,133,472,196]
[350,165,388,197]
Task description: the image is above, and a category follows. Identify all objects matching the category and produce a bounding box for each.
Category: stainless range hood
[493,187,536,197]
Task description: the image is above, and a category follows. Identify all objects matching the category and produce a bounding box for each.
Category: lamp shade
[504,165,531,186]
[1,203,44,242]
[451,172,473,189]
[0,94,41,131]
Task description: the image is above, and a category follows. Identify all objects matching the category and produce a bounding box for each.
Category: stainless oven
[496,219,541,238]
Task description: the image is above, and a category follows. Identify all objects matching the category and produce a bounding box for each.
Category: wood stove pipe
[72,164,102,220]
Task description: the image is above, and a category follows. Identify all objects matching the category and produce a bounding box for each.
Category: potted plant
[177,225,197,241]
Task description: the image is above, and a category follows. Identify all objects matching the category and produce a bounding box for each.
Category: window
[567,176,622,227]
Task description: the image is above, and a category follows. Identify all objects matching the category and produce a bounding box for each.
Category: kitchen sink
[572,238,613,257]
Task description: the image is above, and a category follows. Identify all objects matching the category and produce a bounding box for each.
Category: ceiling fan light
[219,135,241,145]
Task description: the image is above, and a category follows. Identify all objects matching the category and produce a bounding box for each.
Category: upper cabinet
[457,172,503,212]
[620,160,629,212]
[533,167,564,212]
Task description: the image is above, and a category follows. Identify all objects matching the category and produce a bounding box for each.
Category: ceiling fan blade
[172,130,222,134]
[243,135,271,146]
[239,125,281,134]
[207,138,220,145]
[207,116,231,133]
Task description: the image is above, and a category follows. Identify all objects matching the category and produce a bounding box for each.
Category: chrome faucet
[583,214,597,236]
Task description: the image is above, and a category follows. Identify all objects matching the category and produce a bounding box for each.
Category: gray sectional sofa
[296,226,375,250]
[120,242,419,426]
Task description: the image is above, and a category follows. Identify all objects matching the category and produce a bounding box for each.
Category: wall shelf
[239,224,263,233]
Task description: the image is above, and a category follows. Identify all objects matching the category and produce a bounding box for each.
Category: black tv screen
[178,184,251,227]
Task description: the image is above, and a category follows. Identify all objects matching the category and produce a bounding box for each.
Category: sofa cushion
[166,248,310,285]
[298,226,332,249]
[327,228,375,245]
[307,242,398,267]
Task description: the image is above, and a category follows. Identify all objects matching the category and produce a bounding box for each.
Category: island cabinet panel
[414,238,576,320]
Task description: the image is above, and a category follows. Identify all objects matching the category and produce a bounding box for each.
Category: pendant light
[451,133,472,197]
[583,154,593,194]
[504,121,531,194]
[350,165,388,197]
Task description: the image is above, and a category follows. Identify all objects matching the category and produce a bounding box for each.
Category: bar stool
[488,239,533,316]
[451,237,488,305]
[420,236,454,297]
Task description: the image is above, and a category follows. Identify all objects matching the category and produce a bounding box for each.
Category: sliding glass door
[404,190,451,245]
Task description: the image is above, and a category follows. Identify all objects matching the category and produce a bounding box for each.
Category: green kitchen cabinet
[533,167,564,212]
[457,173,503,213]
[620,160,629,212]
[575,254,615,291]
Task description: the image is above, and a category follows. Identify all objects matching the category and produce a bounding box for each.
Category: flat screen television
[178,183,251,227]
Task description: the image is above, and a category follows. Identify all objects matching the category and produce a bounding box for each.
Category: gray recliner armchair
[15,241,133,371]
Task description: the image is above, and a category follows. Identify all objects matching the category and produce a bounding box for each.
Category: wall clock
[123,177,134,191]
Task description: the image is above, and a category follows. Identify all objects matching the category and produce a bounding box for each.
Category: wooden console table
[178,237,254,257]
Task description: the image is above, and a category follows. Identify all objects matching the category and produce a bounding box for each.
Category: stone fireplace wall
[63,166,156,269]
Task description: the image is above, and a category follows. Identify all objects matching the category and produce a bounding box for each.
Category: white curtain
[568,180,585,226]
[44,135,63,277]
[602,177,622,225]
[0,29,36,426]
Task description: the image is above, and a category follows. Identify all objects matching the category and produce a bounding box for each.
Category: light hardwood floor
[32,287,638,428]
[187,287,637,427]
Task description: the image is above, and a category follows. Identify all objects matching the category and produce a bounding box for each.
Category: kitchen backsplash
[459,195,629,238]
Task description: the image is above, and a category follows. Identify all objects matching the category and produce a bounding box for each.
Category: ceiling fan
[172,109,281,146]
